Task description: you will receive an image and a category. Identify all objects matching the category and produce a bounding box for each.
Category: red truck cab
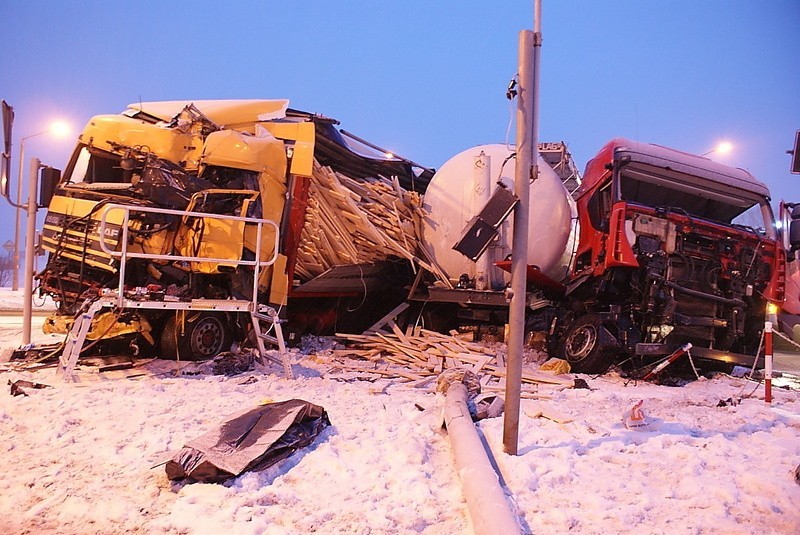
[559,138,786,373]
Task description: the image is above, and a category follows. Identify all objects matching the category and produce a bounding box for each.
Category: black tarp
[165,399,330,483]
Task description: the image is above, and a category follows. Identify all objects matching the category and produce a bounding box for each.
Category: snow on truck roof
[609,137,771,200]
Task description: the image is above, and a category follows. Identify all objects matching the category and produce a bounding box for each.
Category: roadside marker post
[765,321,773,404]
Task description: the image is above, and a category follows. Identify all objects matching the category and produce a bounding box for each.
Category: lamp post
[504,0,542,455]
[12,121,70,290]
[22,157,42,345]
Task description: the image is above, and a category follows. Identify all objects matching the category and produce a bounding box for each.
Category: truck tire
[160,312,232,361]
[557,314,613,374]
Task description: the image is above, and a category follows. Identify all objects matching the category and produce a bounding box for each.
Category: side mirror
[791,130,800,175]
[790,219,800,247]
[790,204,800,252]
[39,166,60,208]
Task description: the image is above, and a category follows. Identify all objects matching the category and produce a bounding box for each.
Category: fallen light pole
[440,370,520,535]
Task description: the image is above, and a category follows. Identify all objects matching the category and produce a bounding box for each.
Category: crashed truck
[412,140,799,374]
[36,99,435,360]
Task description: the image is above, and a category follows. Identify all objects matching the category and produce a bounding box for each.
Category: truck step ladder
[250,305,294,379]
[57,300,104,381]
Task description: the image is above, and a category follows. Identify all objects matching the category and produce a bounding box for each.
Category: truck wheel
[160,312,232,361]
[558,314,613,374]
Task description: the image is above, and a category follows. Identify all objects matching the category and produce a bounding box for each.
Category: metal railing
[97,203,280,309]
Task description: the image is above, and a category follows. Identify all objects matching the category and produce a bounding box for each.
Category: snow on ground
[0,288,56,312]
[1,290,799,534]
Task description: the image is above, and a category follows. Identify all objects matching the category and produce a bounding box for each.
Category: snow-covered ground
[1,289,799,534]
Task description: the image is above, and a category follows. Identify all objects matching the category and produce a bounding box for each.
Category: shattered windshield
[67,146,127,185]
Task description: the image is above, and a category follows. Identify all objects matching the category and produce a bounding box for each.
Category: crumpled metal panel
[125,99,289,127]
[200,129,286,174]
[80,114,197,165]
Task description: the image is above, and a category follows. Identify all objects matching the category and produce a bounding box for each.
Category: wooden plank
[470,355,493,375]
[524,402,574,423]
[365,302,410,333]
[389,320,412,347]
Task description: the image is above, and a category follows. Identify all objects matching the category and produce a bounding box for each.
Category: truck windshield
[618,163,774,237]
[64,145,128,186]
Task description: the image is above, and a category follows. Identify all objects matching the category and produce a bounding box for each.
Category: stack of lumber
[332,324,574,398]
[294,162,449,282]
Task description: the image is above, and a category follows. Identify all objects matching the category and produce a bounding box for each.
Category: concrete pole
[22,157,40,345]
[444,382,520,535]
[503,29,533,455]
[504,1,542,455]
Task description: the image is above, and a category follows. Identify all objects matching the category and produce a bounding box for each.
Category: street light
[701,140,733,157]
[12,120,70,290]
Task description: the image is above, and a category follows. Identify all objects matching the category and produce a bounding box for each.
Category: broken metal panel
[87,310,154,344]
[124,99,290,128]
[200,129,287,174]
[218,135,289,292]
[80,115,200,167]
[261,121,316,177]
[174,190,260,274]
[41,310,154,345]
[267,254,290,306]
[453,186,519,262]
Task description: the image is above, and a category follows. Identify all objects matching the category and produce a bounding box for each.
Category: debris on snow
[165,399,330,483]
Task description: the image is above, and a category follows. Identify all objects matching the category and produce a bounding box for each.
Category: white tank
[421,144,577,287]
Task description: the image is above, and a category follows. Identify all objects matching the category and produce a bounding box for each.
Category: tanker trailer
[409,143,579,331]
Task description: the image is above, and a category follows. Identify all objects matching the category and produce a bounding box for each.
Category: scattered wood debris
[294,162,449,284]
[332,324,574,398]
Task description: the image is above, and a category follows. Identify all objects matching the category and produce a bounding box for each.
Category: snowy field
[1,289,799,534]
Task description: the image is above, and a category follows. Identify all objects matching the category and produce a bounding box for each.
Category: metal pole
[504,0,542,455]
[12,139,25,291]
[504,30,534,455]
[22,157,40,345]
[13,130,47,291]
[117,210,130,309]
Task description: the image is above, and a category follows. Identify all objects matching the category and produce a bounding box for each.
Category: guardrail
[97,202,280,309]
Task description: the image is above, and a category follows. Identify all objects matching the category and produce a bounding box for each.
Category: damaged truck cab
[559,138,786,372]
[37,100,430,359]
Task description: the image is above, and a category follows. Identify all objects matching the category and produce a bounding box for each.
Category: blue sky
[0,0,798,255]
